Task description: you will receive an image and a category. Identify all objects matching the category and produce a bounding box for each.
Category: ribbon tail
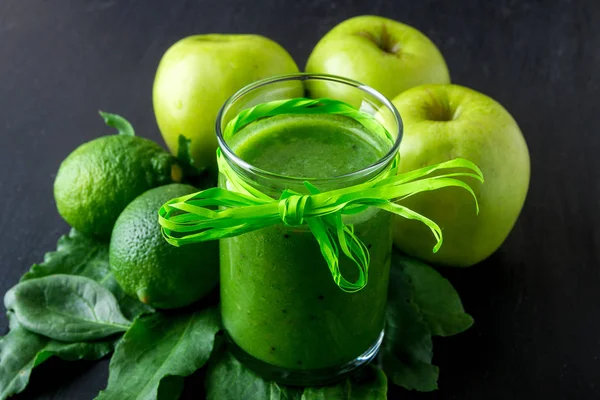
[377,202,444,253]
[376,158,484,187]
[307,217,365,291]
[326,214,369,292]
[306,182,370,292]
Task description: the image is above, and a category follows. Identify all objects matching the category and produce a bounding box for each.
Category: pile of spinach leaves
[0,229,473,399]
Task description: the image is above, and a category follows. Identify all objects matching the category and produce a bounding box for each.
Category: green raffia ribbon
[158,98,484,293]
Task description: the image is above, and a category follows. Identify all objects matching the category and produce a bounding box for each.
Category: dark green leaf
[378,354,439,393]
[0,325,49,400]
[205,351,386,400]
[1,230,148,398]
[42,337,117,361]
[386,265,434,363]
[205,351,303,400]
[21,229,110,283]
[379,264,438,392]
[156,376,185,400]
[0,324,114,400]
[99,111,135,136]
[102,274,154,322]
[96,307,221,400]
[176,134,211,187]
[21,229,153,320]
[177,134,194,168]
[394,254,474,336]
[300,366,387,399]
[5,275,131,341]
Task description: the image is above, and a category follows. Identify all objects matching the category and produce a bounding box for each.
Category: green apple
[305,15,450,104]
[153,34,299,172]
[392,84,530,267]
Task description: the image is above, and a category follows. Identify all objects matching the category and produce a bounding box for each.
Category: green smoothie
[220,112,394,370]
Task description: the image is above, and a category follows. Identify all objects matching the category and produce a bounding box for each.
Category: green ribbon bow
[158,98,484,293]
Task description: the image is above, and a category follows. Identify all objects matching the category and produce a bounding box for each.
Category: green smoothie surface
[228,113,389,178]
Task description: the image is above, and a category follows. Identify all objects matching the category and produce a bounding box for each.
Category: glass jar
[216,74,402,386]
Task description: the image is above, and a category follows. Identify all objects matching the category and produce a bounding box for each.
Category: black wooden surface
[1,0,599,399]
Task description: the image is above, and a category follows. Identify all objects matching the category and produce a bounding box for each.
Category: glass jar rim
[215,73,403,184]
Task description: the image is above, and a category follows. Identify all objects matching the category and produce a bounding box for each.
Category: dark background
[1,0,598,399]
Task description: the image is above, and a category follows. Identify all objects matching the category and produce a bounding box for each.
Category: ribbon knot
[278,193,310,227]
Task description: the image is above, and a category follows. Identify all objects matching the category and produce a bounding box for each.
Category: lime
[54,135,183,239]
[109,183,219,309]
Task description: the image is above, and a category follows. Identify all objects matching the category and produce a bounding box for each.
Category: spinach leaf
[0,229,152,398]
[156,376,185,400]
[379,253,474,391]
[0,323,114,400]
[21,229,110,283]
[5,275,131,341]
[300,366,387,399]
[177,134,195,168]
[395,254,474,337]
[379,354,439,393]
[0,325,50,400]
[20,229,153,320]
[205,351,303,400]
[96,307,221,400]
[41,336,116,360]
[205,351,386,400]
[379,265,439,392]
[102,274,154,322]
[176,134,212,186]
